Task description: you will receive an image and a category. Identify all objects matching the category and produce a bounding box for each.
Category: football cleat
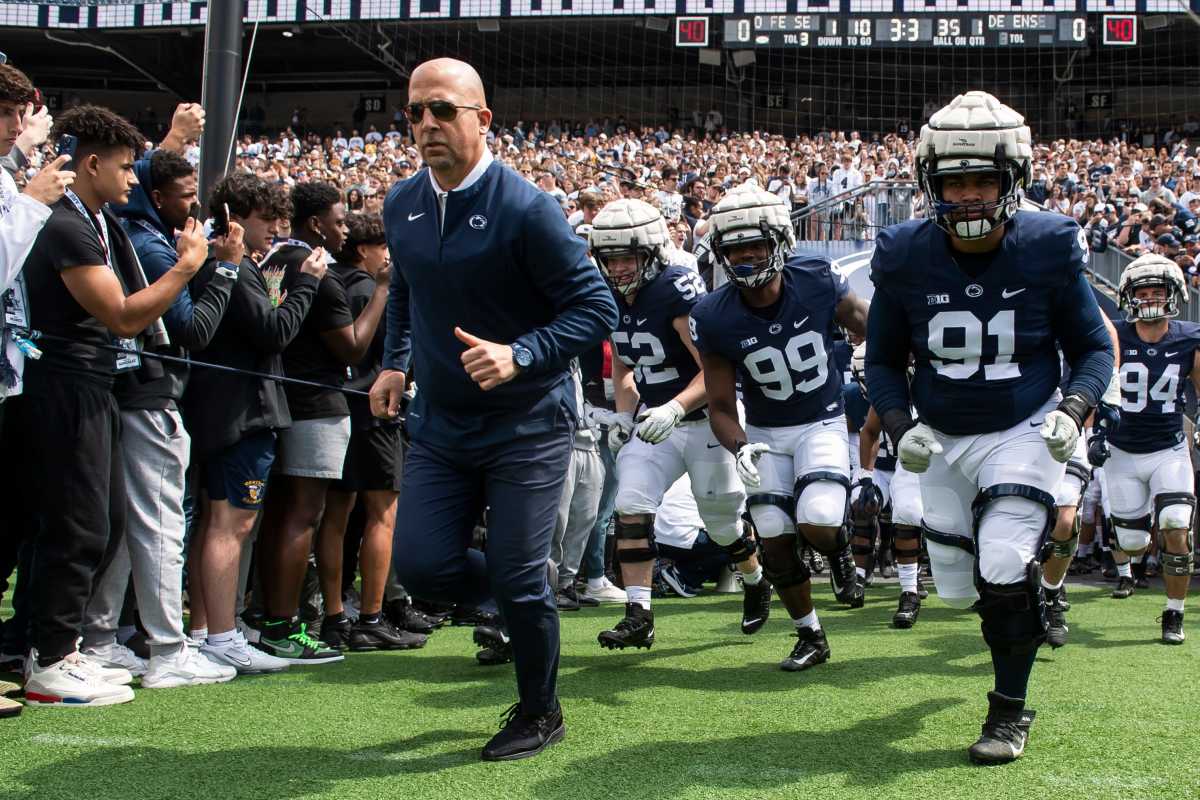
[1160,609,1185,645]
[473,626,513,666]
[741,579,772,635]
[779,626,830,672]
[1045,587,1069,649]
[892,592,922,629]
[597,604,655,650]
[968,692,1035,765]
[829,549,865,608]
[1111,576,1136,599]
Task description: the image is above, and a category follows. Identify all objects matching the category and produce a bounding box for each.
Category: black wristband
[880,409,916,448]
[1056,393,1092,431]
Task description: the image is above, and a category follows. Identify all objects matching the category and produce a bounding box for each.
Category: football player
[1101,255,1199,645]
[865,92,1115,764]
[691,187,869,673]
[847,344,927,628]
[588,199,771,650]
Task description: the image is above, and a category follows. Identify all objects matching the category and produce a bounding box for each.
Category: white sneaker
[201,631,290,674]
[23,652,134,707]
[581,578,627,604]
[142,644,237,689]
[81,642,148,678]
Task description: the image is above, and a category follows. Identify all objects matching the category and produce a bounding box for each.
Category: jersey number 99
[743,331,828,401]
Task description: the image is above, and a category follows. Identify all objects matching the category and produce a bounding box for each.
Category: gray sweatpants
[83,408,189,657]
[550,441,605,589]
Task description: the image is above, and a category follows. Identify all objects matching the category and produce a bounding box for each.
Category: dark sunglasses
[404,101,481,124]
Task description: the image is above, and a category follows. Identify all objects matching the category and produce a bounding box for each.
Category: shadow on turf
[11,728,483,800]
[532,697,966,797]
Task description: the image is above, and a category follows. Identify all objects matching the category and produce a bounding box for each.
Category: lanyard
[65,190,112,269]
[259,237,314,267]
[132,218,173,249]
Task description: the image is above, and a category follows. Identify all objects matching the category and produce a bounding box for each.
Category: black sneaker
[968,692,1035,765]
[1112,576,1136,599]
[350,617,427,651]
[780,625,830,671]
[598,603,655,650]
[829,548,864,608]
[257,619,345,665]
[892,591,921,629]
[555,585,581,612]
[452,605,499,627]
[1160,609,1185,645]
[385,599,440,635]
[480,702,566,761]
[474,626,513,665]
[741,579,772,635]
[319,615,353,651]
[411,599,453,626]
[1045,587,1069,649]
[658,564,699,599]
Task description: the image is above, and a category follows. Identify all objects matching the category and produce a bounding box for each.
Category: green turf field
[2,581,1197,800]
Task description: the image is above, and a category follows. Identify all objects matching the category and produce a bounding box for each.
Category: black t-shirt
[263,244,353,419]
[330,261,391,428]
[22,200,118,388]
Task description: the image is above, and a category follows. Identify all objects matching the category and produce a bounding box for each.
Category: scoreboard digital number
[1102,14,1138,46]
[675,16,709,48]
[722,14,1089,49]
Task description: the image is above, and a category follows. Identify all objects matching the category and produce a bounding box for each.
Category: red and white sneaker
[23,651,134,708]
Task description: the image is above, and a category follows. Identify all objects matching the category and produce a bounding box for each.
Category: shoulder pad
[869,219,932,282]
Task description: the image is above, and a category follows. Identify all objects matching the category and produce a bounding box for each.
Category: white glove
[1040,411,1080,463]
[635,400,685,444]
[607,411,635,454]
[1102,366,1122,407]
[896,423,942,474]
[735,443,770,488]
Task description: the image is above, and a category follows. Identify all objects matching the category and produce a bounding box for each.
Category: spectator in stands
[12,106,208,707]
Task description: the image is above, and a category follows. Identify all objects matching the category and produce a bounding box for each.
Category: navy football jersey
[612,264,707,409]
[691,254,849,427]
[833,340,853,386]
[843,383,868,431]
[1108,319,1200,454]
[869,211,1099,435]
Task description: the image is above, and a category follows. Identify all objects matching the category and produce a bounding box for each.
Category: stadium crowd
[0,51,1197,725]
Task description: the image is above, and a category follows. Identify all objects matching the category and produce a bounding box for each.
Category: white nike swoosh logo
[1166,352,1179,357]
[794,317,809,328]
[636,318,647,325]
[1001,288,1026,299]
[407,212,425,221]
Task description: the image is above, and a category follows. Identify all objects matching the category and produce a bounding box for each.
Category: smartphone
[57,133,78,169]
[212,202,230,237]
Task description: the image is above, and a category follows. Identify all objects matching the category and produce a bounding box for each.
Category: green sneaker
[257,620,345,665]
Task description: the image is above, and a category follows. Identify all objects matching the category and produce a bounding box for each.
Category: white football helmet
[588,199,670,299]
[1118,253,1189,322]
[916,91,1032,240]
[707,186,796,289]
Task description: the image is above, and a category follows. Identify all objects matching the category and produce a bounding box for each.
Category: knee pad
[747,493,795,539]
[715,522,757,563]
[976,561,1047,655]
[614,517,657,564]
[694,492,744,549]
[794,471,850,529]
[1041,513,1080,563]
[925,530,979,609]
[760,536,811,589]
[1154,492,1196,533]
[972,485,1055,586]
[1111,513,1152,553]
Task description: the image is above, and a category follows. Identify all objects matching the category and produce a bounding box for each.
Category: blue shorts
[204,430,277,509]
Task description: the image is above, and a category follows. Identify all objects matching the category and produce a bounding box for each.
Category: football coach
[370,58,618,762]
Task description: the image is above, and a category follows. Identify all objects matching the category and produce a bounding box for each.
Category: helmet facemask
[715,223,787,289]
[595,246,662,300]
[1124,278,1179,322]
[920,152,1022,241]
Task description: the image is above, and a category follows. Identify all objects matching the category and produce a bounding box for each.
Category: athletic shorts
[204,430,277,510]
[335,424,403,492]
[274,416,352,479]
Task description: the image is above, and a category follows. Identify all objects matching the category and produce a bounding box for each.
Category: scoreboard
[721,14,1090,48]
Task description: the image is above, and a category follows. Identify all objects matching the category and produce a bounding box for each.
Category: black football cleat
[452,605,498,627]
[892,591,921,629]
[385,599,441,635]
[1111,576,1136,599]
[1160,609,1185,645]
[741,579,772,635]
[481,702,566,761]
[473,625,513,666]
[1045,587,1069,649]
[779,625,830,672]
[829,548,864,608]
[968,692,1035,765]
[597,603,655,650]
[349,617,426,651]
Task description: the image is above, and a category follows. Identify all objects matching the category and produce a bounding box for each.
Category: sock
[1041,574,1066,591]
[587,577,607,592]
[207,629,236,646]
[1167,597,1186,612]
[626,585,652,610]
[1117,562,1132,578]
[741,565,764,586]
[794,610,820,631]
[189,627,208,643]
[325,611,347,624]
[898,562,919,593]
[856,566,867,579]
[991,648,1037,700]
